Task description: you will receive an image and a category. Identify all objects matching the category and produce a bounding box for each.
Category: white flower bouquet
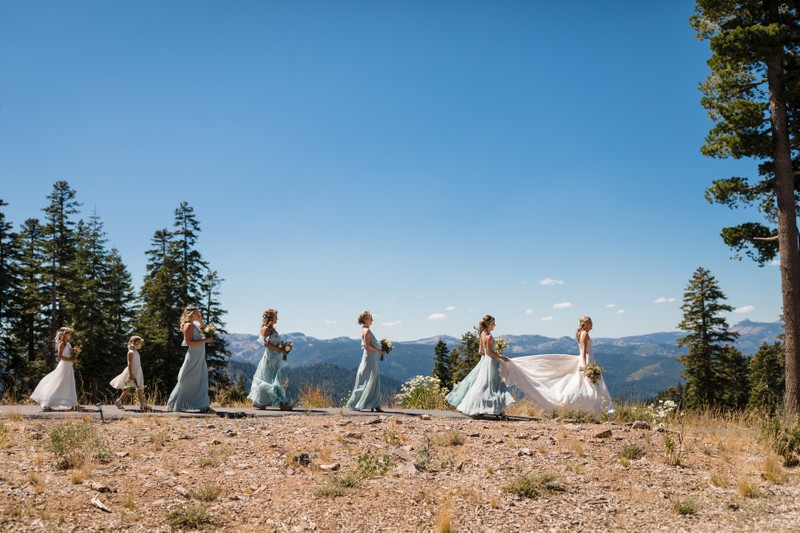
[202,324,217,339]
[581,363,602,384]
[277,340,293,360]
[495,338,509,355]
[379,338,393,361]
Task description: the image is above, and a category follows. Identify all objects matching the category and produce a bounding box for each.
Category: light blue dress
[166,325,210,411]
[346,329,381,410]
[446,341,515,416]
[248,332,287,406]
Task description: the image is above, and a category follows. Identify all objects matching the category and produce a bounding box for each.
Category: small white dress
[30,342,79,409]
[109,350,144,390]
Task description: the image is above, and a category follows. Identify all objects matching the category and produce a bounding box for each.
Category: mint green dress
[248,332,287,406]
[166,325,210,411]
[446,341,515,416]
[346,330,381,410]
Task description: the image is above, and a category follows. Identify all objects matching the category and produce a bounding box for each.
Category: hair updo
[55,327,74,346]
[575,316,592,342]
[180,306,200,328]
[128,335,144,349]
[262,309,278,334]
[357,311,372,326]
[478,315,496,334]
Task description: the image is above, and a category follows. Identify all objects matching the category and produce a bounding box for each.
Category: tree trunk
[764,17,800,412]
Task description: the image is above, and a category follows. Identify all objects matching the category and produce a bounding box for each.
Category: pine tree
[200,269,231,392]
[450,329,480,385]
[41,181,81,368]
[432,339,452,391]
[0,200,22,394]
[716,346,751,410]
[12,218,50,387]
[748,342,785,413]
[677,267,738,409]
[692,0,800,411]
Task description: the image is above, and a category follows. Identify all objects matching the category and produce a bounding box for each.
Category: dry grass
[436,493,453,533]
[505,399,545,417]
[298,385,333,409]
[762,454,788,484]
[737,478,760,498]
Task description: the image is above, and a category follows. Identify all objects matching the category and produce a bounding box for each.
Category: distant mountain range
[225,320,783,401]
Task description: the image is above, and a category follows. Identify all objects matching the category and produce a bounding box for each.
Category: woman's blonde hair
[478,315,495,334]
[55,327,74,346]
[357,311,372,326]
[180,306,199,328]
[261,309,278,334]
[576,316,592,342]
[128,335,144,349]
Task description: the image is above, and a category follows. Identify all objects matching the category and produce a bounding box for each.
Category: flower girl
[30,327,81,411]
[109,336,151,411]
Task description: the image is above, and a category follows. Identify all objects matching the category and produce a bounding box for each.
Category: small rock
[468,433,480,438]
[362,417,383,425]
[115,451,129,458]
[211,439,222,445]
[344,432,362,440]
[393,463,421,476]
[294,453,311,466]
[85,481,111,493]
[175,486,190,497]
[594,429,613,439]
[728,502,740,510]
[225,429,237,437]
[319,463,340,471]
[653,426,666,433]
[90,494,111,513]
[401,444,414,452]
[632,421,651,430]
[518,448,532,456]
[419,414,432,421]
[177,434,193,440]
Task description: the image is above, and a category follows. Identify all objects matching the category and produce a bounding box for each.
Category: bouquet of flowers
[581,362,603,384]
[277,340,293,360]
[202,324,217,339]
[495,338,509,355]
[123,380,139,395]
[379,338,393,361]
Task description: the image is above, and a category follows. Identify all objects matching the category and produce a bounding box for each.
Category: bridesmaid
[248,308,291,410]
[346,311,385,412]
[446,315,515,419]
[30,327,82,411]
[166,306,214,413]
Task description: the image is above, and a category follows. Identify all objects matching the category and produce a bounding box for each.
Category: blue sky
[0,1,783,341]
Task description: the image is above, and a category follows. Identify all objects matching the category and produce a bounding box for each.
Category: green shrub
[165,505,215,528]
[618,444,645,461]
[356,453,394,478]
[314,471,361,498]
[672,499,698,515]
[502,473,565,499]
[47,421,110,470]
[760,414,800,466]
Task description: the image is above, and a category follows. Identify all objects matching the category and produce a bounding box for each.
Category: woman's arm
[482,333,509,362]
[362,328,384,355]
[127,350,134,376]
[184,324,212,346]
[56,341,70,362]
[578,331,588,367]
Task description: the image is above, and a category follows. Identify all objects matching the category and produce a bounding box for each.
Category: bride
[501,316,615,415]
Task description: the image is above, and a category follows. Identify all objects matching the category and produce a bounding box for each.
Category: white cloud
[541,316,554,321]
[382,320,402,327]
[654,297,676,304]
[445,306,457,311]
[615,309,625,315]
[323,320,337,324]
[606,304,616,308]
[553,302,572,309]
[771,259,780,266]
[525,309,534,315]
[734,305,755,314]
[539,277,565,286]
[427,313,447,321]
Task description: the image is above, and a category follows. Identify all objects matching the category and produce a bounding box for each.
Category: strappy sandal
[278,403,294,411]
[114,400,124,409]
[42,406,53,412]
[198,406,215,414]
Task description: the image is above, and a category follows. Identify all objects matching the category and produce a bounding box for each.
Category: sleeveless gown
[500,337,615,415]
[109,350,144,389]
[30,342,79,409]
[446,341,515,416]
[346,330,381,410]
[248,332,287,406]
[166,325,210,411]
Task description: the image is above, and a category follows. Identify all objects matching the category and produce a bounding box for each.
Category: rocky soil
[1,410,799,532]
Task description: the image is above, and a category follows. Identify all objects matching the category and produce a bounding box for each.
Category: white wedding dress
[500,336,615,415]
[30,342,79,409]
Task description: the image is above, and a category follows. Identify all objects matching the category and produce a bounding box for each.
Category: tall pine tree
[748,341,785,413]
[692,0,800,411]
[0,200,22,395]
[450,329,480,385]
[432,339,452,391]
[677,267,738,409]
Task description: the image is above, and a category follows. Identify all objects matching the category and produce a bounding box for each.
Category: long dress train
[248,332,287,406]
[446,343,515,416]
[500,337,614,415]
[346,330,381,410]
[30,342,79,409]
[166,325,210,411]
